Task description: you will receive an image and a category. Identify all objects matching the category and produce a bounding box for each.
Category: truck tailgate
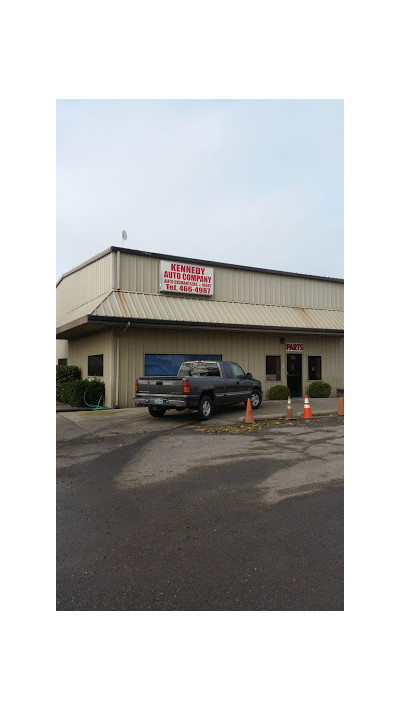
[137,377,183,396]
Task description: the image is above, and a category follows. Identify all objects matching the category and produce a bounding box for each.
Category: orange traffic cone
[302,394,313,419]
[286,395,294,419]
[338,396,344,415]
[245,398,254,424]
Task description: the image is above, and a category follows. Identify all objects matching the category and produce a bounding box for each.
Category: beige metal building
[56,247,344,409]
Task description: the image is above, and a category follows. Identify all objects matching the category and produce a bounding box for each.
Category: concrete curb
[56,407,109,413]
[239,410,338,422]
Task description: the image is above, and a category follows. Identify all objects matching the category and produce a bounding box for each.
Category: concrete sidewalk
[57,396,342,421]
[239,396,341,421]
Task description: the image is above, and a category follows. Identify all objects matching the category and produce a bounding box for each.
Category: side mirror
[246,373,253,379]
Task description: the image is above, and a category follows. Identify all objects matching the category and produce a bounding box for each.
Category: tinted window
[308,356,322,380]
[266,356,281,381]
[231,363,246,379]
[145,354,186,376]
[178,362,220,377]
[145,354,221,376]
[222,363,234,377]
[58,358,67,365]
[88,354,103,377]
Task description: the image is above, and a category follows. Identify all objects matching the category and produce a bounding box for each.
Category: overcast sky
[56,99,343,281]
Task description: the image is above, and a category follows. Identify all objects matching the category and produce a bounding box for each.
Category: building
[56,246,344,408]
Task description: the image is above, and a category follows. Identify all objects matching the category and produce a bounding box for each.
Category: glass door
[286,354,302,397]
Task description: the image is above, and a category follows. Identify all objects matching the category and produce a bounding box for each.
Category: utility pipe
[114,320,131,408]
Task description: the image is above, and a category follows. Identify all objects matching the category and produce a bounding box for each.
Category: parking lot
[56,403,344,610]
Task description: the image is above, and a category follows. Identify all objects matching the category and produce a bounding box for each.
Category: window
[230,363,246,379]
[266,356,281,381]
[308,356,321,380]
[179,362,221,377]
[58,358,67,365]
[144,354,222,376]
[88,354,103,377]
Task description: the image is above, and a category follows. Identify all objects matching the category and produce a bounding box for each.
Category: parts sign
[160,260,214,295]
[286,343,304,352]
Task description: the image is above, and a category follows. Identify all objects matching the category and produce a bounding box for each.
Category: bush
[56,364,81,383]
[57,380,85,407]
[268,385,290,400]
[82,378,105,407]
[308,381,331,398]
[56,365,81,400]
[57,378,105,407]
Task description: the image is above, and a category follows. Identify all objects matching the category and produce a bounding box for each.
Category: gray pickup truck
[134,360,262,420]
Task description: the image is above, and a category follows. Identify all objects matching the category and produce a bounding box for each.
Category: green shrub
[56,364,81,383]
[56,365,81,401]
[58,380,85,407]
[82,378,105,407]
[308,381,331,398]
[268,385,290,400]
[58,378,105,408]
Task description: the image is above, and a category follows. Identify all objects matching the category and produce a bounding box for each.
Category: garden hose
[83,387,105,410]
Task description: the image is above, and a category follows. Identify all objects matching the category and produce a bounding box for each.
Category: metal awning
[57,290,343,337]
[97,291,343,329]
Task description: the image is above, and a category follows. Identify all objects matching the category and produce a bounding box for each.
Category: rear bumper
[134,395,193,409]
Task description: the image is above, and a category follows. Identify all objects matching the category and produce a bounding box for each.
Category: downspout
[115,320,131,408]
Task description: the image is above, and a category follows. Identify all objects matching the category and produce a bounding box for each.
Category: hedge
[308,381,331,398]
[57,378,105,408]
[56,364,81,400]
[56,364,81,383]
[268,385,290,400]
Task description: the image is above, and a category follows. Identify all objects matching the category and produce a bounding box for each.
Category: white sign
[160,260,214,295]
[286,343,304,352]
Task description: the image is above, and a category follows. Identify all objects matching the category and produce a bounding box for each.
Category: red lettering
[286,343,303,352]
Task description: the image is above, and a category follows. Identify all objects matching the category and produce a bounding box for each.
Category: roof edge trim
[83,315,343,335]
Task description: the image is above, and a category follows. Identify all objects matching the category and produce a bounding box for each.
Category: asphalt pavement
[57,401,344,611]
[57,395,342,430]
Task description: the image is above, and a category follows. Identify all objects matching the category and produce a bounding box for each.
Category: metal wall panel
[119,253,158,293]
[67,330,113,408]
[118,252,343,310]
[57,254,112,326]
[56,340,69,363]
[212,266,343,309]
[117,327,344,408]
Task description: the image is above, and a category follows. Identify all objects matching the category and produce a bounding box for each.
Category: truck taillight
[135,378,139,393]
[183,379,190,394]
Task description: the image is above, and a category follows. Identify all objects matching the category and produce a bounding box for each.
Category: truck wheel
[176,407,185,412]
[197,395,213,421]
[250,390,262,409]
[148,405,166,417]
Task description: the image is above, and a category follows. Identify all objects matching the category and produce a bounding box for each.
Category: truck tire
[249,390,262,409]
[197,394,213,421]
[148,405,166,417]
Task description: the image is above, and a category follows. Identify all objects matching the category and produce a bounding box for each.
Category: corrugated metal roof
[91,291,344,331]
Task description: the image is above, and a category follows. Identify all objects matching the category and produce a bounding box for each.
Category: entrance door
[287,354,302,397]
